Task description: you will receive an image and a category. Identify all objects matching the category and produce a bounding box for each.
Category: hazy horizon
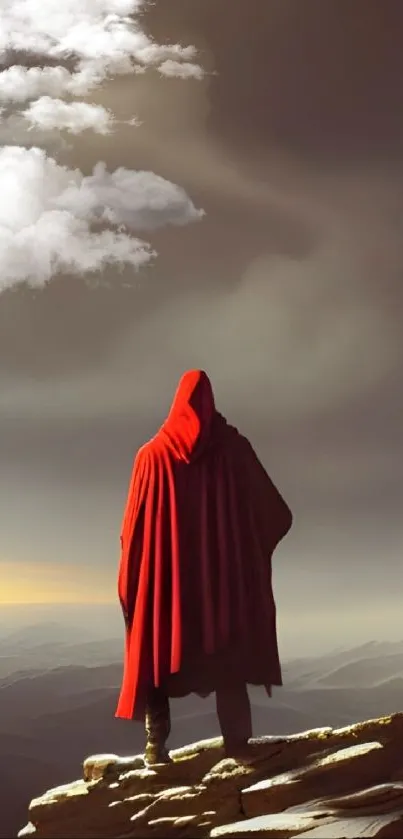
[1,602,402,661]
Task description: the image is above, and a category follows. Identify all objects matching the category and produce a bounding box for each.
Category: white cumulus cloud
[158,60,205,80]
[0,146,204,290]
[0,0,204,105]
[22,97,115,134]
[0,0,205,289]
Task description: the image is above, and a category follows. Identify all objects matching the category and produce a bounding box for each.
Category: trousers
[145,682,252,751]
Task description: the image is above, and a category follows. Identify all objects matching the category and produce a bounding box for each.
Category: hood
[160,370,224,463]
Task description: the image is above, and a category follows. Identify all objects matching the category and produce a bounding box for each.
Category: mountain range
[1,624,402,837]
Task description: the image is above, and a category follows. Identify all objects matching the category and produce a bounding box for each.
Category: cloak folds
[116,370,293,720]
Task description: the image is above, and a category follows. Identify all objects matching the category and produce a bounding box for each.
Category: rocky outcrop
[19,713,403,838]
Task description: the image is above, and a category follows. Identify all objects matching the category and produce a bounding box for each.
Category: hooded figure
[116,370,292,762]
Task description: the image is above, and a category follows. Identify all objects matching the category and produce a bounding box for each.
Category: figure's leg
[215,682,253,757]
[144,684,172,765]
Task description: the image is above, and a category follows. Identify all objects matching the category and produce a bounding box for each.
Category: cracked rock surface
[19,713,403,838]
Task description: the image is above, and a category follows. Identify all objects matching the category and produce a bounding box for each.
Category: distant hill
[307,652,403,689]
[2,629,403,838]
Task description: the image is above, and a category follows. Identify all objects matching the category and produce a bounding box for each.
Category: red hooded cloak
[116,370,293,720]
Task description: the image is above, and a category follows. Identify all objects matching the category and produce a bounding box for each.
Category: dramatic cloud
[22,97,115,134]
[0,1,204,103]
[1,218,399,422]
[0,146,203,290]
[0,0,205,290]
[158,60,205,80]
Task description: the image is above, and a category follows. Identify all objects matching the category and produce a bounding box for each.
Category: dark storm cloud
[149,0,403,162]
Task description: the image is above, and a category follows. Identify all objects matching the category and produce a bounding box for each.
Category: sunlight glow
[0,561,114,605]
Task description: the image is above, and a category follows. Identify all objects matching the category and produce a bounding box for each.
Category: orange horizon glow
[0,594,115,605]
[0,560,115,605]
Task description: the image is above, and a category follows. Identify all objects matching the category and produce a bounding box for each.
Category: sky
[0,0,402,654]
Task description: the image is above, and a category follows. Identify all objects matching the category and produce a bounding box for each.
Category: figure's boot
[216,682,253,761]
[145,686,173,765]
